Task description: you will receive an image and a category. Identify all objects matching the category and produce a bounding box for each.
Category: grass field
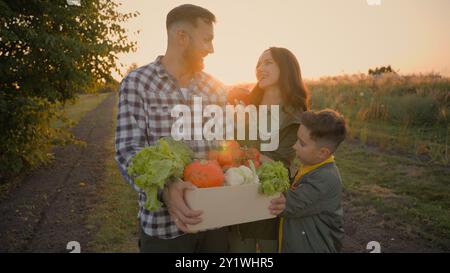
[53,93,111,128]
[86,95,139,252]
[336,141,450,250]
[86,140,139,253]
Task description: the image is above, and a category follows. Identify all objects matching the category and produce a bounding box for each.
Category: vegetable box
[185,183,276,232]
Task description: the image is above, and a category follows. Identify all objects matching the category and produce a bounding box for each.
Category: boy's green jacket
[279,162,344,253]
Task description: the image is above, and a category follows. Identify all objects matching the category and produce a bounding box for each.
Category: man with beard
[115,4,228,253]
[115,4,285,252]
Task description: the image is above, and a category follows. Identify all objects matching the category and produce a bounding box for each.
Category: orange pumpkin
[183,160,224,188]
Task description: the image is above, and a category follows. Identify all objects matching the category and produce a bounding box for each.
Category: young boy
[279,109,347,253]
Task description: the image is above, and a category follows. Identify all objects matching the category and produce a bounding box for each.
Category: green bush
[0,0,137,177]
[0,93,75,178]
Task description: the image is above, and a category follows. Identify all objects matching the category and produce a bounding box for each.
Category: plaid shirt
[115,56,227,239]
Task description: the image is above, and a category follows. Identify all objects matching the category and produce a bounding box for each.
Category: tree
[126,62,139,76]
[0,0,138,177]
[368,65,397,76]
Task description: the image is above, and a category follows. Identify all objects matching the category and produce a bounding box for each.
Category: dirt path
[0,93,116,253]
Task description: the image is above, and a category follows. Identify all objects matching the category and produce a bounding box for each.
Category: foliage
[0,0,138,177]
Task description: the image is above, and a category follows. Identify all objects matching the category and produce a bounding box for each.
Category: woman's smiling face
[256,50,280,90]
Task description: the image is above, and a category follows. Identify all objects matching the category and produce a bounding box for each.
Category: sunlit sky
[115,0,450,84]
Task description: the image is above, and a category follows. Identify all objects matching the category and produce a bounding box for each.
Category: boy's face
[293,125,330,166]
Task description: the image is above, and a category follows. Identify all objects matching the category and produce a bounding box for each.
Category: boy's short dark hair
[300,109,347,152]
[166,4,216,29]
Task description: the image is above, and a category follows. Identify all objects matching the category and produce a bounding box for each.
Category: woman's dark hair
[166,4,216,29]
[249,47,310,113]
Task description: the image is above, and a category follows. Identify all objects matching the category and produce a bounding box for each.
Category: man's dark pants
[139,225,229,253]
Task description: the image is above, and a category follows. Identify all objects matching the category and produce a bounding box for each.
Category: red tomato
[217,151,233,167]
[232,149,245,165]
[245,147,261,162]
[224,140,241,152]
[245,159,261,169]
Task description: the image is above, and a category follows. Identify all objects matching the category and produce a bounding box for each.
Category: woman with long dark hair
[227,47,310,253]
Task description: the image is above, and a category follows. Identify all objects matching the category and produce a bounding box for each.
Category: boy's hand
[269,193,286,216]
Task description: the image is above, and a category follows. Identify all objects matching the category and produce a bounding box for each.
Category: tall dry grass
[307,73,449,164]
